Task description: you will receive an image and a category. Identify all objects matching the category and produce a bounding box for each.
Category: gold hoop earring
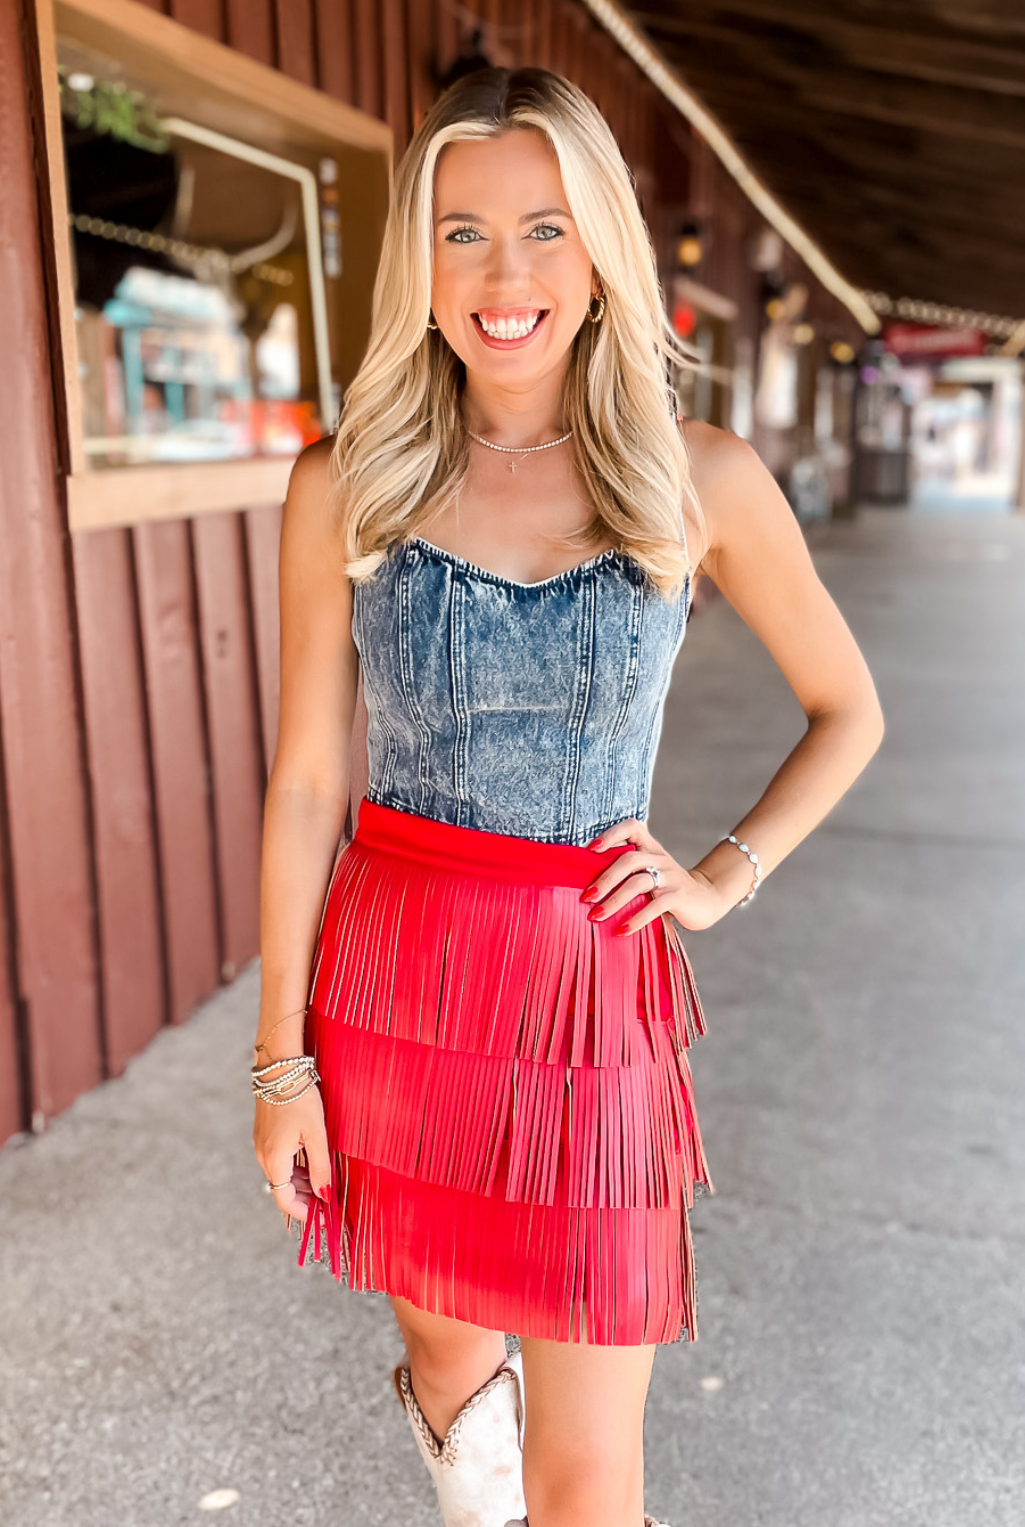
[426,312,439,331]
[586,288,606,324]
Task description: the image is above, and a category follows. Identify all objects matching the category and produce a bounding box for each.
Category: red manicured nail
[318,1185,331,1200]
[582,887,598,901]
[615,925,631,937]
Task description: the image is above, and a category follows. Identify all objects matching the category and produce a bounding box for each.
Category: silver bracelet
[251,1054,319,1102]
[722,833,762,906]
[256,1075,320,1106]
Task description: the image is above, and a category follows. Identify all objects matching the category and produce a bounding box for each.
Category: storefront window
[36,0,391,529]
[59,47,327,468]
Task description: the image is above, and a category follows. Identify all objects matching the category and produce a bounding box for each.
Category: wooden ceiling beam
[636,0,1025,42]
[757,131,1025,202]
[774,186,1025,250]
[825,240,1023,299]
[663,50,1025,147]
[614,1,1025,316]
[765,190,1025,248]
[857,265,1024,315]
[768,217,1025,288]
[634,8,1025,95]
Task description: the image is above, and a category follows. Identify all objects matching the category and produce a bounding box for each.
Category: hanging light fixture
[760,270,785,320]
[675,218,704,269]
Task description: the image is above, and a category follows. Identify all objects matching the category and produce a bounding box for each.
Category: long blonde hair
[329,65,705,601]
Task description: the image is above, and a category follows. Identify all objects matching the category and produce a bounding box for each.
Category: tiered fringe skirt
[298,798,714,1345]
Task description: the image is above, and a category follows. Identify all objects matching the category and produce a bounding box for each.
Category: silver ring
[265,1180,292,1193]
[644,864,661,892]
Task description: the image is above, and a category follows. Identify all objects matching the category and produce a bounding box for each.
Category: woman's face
[430,128,598,384]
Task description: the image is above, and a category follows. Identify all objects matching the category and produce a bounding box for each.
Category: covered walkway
[2,504,1023,1527]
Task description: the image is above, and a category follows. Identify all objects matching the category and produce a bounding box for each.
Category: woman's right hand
[253,1082,333,1227]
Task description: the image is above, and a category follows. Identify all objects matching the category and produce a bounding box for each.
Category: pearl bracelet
[722,833,762,906]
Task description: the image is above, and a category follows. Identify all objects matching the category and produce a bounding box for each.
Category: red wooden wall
[0,0,860,1146]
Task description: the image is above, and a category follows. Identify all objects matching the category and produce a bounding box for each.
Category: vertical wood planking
[405,0,435,130]
[435,0,461,78]
[225,0,275,60]
[536,0,556,71]
[381,0,410,151]
[0,0,103,1124]
[518,0,540,67]
[190,514,266,978]
[133,522,221,1022]
[169,0,221,29]
[275,0,316,86]
[351,0,383,118]
[71,530,167,1074]
[315,0,356,101]
[244,506,283,775]
[0,741,23,1138]
[551,0,572,79]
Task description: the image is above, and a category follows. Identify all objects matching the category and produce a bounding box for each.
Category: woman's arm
[252,436,359,1219]
[685,423,885,911]
[583,424,885,933]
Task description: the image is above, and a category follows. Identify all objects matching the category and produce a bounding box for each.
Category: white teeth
[478,311,542,339]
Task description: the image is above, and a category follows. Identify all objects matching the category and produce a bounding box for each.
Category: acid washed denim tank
[352,518,692,847]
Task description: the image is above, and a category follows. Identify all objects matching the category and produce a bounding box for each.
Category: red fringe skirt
[298,798,714,1345]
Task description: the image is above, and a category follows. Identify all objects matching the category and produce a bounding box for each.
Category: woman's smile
[471,308,550,348]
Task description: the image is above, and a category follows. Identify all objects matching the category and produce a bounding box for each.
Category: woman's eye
[443,223,564,244]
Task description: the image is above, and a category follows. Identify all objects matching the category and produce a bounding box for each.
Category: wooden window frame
[34,0,392,532]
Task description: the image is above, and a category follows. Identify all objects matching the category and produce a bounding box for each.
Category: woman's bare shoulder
[279,433,352,601]
[678,417,750,480]
[287,433,337,497]
[281,434,343,542]
[676,418,752,571]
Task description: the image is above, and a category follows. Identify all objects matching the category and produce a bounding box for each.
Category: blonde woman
[252,66,884,1527]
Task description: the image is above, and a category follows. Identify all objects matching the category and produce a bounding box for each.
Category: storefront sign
[883,323,986,359]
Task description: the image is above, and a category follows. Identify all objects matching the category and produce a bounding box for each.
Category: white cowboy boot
[394,1349,527,1527]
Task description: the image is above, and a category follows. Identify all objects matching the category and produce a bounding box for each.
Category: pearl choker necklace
[467,427,574,474]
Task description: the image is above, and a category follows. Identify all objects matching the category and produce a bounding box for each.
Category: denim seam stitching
[397,557,433,813]
[450,573,471,829]
[356,586,400,798]
[639,597,686,810]
[600,579,644,826]
[558,567,596,835]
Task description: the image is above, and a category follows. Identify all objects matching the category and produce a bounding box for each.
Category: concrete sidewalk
[2,505,1023,1527]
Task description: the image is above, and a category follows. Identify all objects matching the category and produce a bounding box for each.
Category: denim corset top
[353,531,691,846]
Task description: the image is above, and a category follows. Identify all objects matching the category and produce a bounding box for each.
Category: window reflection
[59,42,327,468]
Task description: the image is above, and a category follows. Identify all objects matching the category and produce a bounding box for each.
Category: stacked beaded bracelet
[722,833,762,906]
[251,1054,320,1105]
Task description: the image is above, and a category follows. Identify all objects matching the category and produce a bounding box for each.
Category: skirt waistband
[352,798,632,889]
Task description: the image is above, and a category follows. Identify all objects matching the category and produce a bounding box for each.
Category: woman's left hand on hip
[582,818,728,935]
